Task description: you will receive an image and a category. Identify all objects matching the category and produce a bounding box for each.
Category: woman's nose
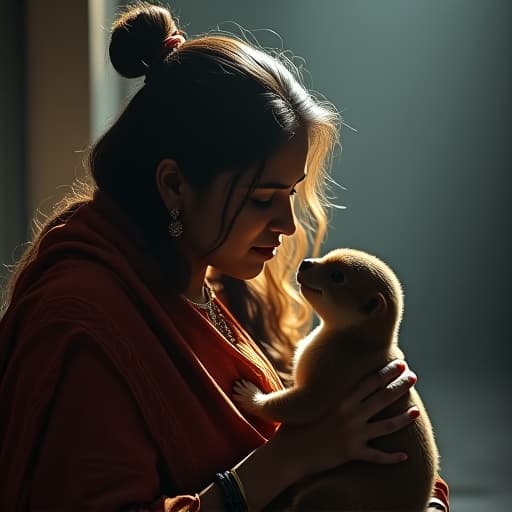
[270,200,296,236]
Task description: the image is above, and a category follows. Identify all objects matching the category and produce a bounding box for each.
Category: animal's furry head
[297,248,404,334]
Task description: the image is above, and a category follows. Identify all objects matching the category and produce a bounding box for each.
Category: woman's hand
[269,359,419,480]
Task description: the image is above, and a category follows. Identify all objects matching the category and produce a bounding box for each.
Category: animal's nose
[299,259,314,271]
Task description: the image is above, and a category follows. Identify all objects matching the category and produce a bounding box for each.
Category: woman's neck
[182,265,209,303]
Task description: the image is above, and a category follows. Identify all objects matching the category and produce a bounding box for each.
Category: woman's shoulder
[20,257,131,313]
[2,256,153,351]
[0,256,172,395]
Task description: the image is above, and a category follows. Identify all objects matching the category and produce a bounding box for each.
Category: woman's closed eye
[252,188,297,208]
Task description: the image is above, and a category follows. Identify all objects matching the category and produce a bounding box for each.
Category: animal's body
[234,248,439,511]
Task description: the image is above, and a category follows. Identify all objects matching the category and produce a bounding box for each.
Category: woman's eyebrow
[254,174,306,190]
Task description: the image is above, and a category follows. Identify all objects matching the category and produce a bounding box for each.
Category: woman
[0,2,449,511]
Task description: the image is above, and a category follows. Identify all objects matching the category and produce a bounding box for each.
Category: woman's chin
[217,263,265,281]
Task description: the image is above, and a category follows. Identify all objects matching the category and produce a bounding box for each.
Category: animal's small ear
[361,292,387,315]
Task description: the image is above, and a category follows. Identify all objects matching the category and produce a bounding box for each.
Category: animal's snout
[299,259,314,272]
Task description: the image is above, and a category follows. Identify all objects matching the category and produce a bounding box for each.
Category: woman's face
[180,129,309,280]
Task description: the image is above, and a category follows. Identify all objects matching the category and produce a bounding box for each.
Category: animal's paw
[232,379,265,414]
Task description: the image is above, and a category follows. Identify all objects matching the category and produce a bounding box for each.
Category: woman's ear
[155,159,184,209]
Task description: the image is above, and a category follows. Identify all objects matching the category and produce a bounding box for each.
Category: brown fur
[234,248,439,511]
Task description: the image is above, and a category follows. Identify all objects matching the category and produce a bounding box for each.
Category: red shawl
[0,191,282,510]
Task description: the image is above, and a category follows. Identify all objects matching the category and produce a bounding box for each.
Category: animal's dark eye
[331,271,345,283]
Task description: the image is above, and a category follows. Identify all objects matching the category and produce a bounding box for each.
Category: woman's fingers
[340,359,407,414]
[357,445,408,465]
[365,406,419,440]
[358,369,417,420]
[286,359,420,473]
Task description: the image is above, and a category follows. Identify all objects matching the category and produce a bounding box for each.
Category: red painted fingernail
[409,408,420,419]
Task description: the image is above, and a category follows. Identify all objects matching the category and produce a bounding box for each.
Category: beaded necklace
[184,285,238,346]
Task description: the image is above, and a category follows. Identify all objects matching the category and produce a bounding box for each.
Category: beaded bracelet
[230,469,248,506]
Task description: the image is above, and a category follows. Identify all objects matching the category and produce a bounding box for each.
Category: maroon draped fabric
[0,191,282,511]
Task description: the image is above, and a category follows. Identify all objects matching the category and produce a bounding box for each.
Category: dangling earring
[168,208,183,237]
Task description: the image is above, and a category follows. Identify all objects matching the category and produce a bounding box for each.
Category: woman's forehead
[240,131,309,188]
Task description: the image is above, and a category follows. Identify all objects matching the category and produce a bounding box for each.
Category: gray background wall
[1,0,27,277]
[2,1,511,509]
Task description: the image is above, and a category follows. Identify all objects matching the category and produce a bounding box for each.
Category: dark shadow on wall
[1,1,28,288]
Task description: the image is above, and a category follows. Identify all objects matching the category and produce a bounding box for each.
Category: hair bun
[109,2,179,79]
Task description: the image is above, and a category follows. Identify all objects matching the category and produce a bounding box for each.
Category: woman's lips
[251,247,276,259]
